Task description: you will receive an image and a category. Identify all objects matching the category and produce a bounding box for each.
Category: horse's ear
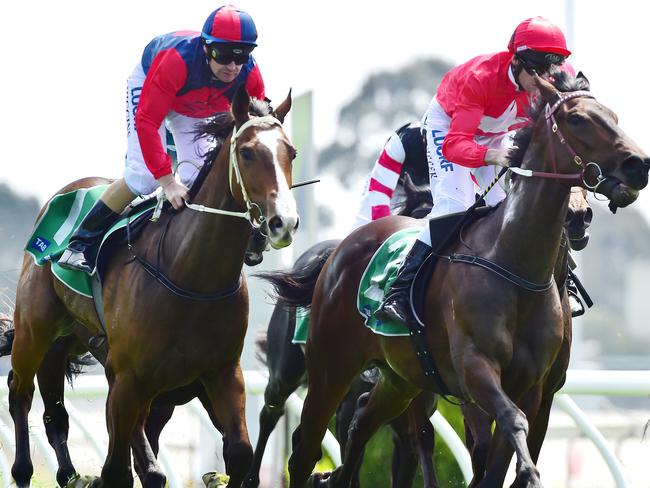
[273,89,292,124]
[232,84,251,128]
[576,71,591,89]
[534,75,558,105]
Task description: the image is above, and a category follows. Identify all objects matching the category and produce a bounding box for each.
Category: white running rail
[0,370,649,488]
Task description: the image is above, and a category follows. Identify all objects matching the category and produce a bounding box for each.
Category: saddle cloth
[25,185,156,297]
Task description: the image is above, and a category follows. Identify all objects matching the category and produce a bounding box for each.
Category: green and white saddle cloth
[292,227,423,344]
[25,185,156,298]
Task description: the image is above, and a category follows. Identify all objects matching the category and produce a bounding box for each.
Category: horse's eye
[239,147,254,160]
[567,114,585,126]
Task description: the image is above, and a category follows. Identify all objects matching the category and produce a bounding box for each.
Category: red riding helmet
[508,17,571,57]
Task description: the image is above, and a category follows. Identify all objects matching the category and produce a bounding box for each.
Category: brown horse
[262,73,649,488]
[461,188,589,487]
[8,86,299,488]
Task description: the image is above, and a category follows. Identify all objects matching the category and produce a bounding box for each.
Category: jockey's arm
[441,74,493,169]
[135,49,188,182]
[350,131,406,231]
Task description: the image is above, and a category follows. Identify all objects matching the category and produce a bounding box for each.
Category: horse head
[397,173,433,219]
[229,85,299,249]
[534,72,650,208]
[565,186,592,251]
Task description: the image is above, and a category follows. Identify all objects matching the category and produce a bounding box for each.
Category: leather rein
[508,90,608,192]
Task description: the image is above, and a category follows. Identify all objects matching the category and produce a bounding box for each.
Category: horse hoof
[64,474,100,488]
[202,471,230,488]
[307,471,332,487]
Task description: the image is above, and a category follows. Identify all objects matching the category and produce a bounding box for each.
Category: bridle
[508,90,608,192]
[183,114,283,228]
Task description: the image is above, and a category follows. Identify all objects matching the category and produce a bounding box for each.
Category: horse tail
[0,313,14,357]
[256,239,339,308]
[255,330,269,367]
[64,353,97,386]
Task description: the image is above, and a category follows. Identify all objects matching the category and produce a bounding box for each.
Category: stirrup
[376,294,413,324]
[568,288,585,318]
[58,249,94,274]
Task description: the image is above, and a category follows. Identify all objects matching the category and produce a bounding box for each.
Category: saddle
[410,205,496,325]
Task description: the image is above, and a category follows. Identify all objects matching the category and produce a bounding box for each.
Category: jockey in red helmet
[377,17,572,325]
[59,5,265,274]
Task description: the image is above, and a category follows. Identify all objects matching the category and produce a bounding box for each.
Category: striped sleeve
[350,131,406,231]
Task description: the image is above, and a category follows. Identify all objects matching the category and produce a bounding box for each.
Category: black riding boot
[376,240,432,324]
[58,200,120,274]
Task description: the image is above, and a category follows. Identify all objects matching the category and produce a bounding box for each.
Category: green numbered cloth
[292,226,423,344]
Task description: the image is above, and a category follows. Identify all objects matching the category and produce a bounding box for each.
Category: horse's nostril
[268,216,283,234]
[622,156,646,178]
[294,217,300,231]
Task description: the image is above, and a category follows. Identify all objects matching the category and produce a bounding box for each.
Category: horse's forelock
[508,71,592,168]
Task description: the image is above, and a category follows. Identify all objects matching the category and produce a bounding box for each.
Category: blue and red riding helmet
[201,4,258,46]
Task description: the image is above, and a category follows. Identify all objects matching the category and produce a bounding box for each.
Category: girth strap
[444,253,555,292]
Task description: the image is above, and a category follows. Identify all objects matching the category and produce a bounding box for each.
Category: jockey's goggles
[206,43,253,65]
[516,50,566,75]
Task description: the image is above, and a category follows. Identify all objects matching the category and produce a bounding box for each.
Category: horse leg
[200,362,253,488]
[97,368,161,488]
[245,309,306,488]
[287,357,364,488]
[37,335,84,486]
[144,403,175,458]
[460,354,542,488]
[461,404,492,488]
[326,369,419,488]
[335,378,373,488]
[407,392,438,488]
[129,405,167,488]
[9,306,60,487]
[387,402,420,488]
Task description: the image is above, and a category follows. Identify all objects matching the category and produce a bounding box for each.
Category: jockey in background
[59,4,265,274]
[377,16,573,324]
[350,122,429,231]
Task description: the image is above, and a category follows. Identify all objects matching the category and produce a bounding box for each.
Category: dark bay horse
[461,187,589,486]
[8,86,299,488]
[262,73,649,488]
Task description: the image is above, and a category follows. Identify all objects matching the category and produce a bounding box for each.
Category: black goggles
[206,44,253,65]
[517,51,566,75]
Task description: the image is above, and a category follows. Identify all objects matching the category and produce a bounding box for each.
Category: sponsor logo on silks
[431,130,454,172]
[362,304,373,319]
[30,236,51,254]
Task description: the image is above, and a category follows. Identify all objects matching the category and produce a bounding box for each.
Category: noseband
[509,90,608,192]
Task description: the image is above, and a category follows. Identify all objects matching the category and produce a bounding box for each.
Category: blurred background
[1,1,650,486]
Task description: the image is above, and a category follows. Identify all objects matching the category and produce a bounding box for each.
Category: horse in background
[262,73,649,488]
[8,86,298,488]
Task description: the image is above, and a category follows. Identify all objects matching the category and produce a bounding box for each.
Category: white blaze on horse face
[256,128,299,244]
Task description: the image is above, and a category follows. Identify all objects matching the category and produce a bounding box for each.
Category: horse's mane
[194,98,273,164]
[186,98,273,200]
[508,71,591,168]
